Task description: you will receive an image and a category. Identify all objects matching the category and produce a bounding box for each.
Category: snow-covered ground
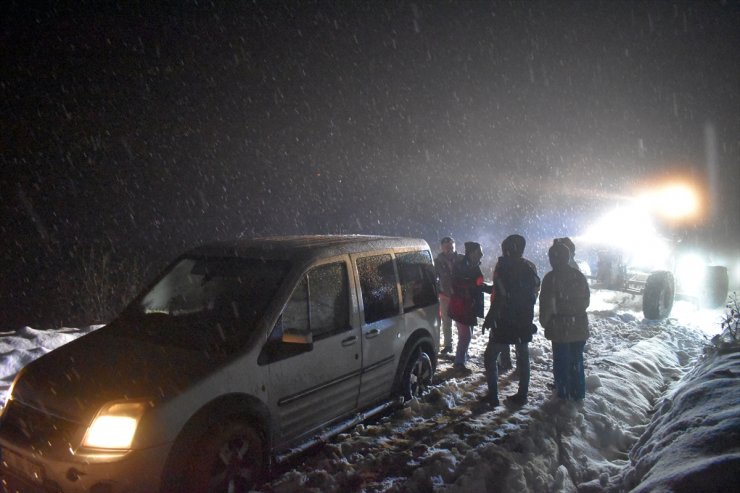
[1,290,737,492]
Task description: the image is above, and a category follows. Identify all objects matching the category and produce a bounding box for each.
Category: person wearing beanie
[482,234,540,407]
[539,241,591,400]
[435,236,462,355]
[447,241,492,374]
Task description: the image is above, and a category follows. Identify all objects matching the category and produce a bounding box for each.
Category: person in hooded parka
[554,236,580,271]
[482,234,540,407]
[539,241,591,400]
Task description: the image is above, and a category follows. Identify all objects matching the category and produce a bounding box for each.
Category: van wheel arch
[159,393,271,493]
[392,330,436,402]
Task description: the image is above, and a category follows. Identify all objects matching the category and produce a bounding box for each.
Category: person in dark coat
[482,234,540,406]
[448,241,492,373]
[539,241,591,400]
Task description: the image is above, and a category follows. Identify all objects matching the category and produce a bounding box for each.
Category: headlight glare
[82,402,146,449]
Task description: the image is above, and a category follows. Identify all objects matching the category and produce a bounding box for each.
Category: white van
[0,235,439,493]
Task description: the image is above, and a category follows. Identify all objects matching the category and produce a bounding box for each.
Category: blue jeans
[454,322,472,365]
[552,341,586,399]
[484,342,530,399]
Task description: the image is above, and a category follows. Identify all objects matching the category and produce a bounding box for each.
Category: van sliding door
[355,253,404,409]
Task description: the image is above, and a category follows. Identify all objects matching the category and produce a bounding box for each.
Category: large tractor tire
[703,266,729,308]
[643,271,675,320]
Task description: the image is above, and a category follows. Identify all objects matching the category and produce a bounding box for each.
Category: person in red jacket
[448,242,492,374]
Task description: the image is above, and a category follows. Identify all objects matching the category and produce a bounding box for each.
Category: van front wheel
[400,347,433,401]
[186,420,264,493]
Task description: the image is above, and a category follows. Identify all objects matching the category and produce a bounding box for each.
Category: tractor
[576,179,729,320]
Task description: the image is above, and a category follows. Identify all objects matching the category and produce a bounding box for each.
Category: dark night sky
[2,1,739,328]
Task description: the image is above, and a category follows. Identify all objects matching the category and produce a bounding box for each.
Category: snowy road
[0,290,730,492]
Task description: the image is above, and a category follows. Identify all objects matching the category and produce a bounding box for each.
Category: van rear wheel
[400,347,433,401]
[186,420,264,493]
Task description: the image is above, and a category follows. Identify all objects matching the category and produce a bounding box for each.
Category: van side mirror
[282,327,313,345]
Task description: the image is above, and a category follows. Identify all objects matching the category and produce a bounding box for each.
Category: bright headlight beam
[581,205,656,249]
[675,252,707,296]
[83,415,139,449]
[640,183,700,220]
[580,205,672,270]
[81,401,146,450]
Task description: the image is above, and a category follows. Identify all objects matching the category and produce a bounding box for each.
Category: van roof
[187,235,430,262]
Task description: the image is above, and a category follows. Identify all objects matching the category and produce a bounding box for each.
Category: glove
[482,310,495,331]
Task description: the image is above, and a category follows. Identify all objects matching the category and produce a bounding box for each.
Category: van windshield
[114,256,290,352]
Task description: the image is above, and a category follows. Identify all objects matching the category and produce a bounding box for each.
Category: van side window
[309,262,350,339]
[260,262,350,365]
[397,250,438,312]
[282,277,309,333]
[357,254,400,323]
[279,262,350,340]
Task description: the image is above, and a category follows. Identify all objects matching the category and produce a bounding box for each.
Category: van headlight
[82,401,147,449]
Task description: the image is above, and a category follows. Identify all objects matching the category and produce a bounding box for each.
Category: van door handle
[341,336,358,347]
[365,329,380,339]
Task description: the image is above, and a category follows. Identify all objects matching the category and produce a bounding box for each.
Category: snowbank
[603,348,740,493]
[0,325,100,404]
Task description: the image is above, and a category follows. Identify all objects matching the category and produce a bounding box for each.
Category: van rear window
[357,254,400,323]
[397,250,438,311]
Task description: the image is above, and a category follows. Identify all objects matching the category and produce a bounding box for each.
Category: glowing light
[83,416,139,449]
[81,401,146,450]
[638,183,700,220]
[675,253,706,296]
[580,205,654,250]
[579,205,672,270]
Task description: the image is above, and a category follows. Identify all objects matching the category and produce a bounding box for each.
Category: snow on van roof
[187,235,430,259]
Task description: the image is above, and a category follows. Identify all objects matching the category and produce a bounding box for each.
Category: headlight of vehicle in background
[580,205,672,271]
[81,401,147,450]
[637,181,702,222]
[675,252,706,296]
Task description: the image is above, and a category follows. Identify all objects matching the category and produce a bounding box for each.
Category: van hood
[10,328,224,422]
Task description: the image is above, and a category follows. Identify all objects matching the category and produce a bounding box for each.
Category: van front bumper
[0,440,172,493]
